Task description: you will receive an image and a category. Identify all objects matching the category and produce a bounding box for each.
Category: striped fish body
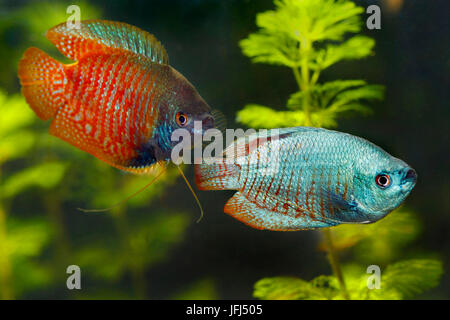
[18,20,213,173]
[195,127,417,231]
[53,54,181,169]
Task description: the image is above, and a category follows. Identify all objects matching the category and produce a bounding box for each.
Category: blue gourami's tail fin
[194,129,280,191]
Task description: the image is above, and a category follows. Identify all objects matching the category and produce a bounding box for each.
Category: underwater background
[0,0,449,299]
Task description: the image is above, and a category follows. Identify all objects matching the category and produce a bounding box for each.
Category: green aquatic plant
[0,90,65,299]
[0,88,195,300]
[238,0,384,128]
[238,0,443,300]
[254,259,443,300]
[173,278,218,300]
[254,208,443,300]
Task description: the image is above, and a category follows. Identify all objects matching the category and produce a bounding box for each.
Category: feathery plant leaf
[240,33,300,68]
[288,81,383,114]
[254,276,339,300]
[237,104,308,128]
[238,0,383,128]
[240,0,365,68]
[343,260,444,300]
[313,36,375,70]
[254,259,443,300]
[373,259,443,299]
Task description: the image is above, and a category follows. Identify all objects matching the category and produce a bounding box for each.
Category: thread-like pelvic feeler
[176,164,204,223]
[77,166,167,213]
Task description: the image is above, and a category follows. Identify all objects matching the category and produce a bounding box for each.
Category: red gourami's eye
[375,174,391,188]
[176,112,188,127]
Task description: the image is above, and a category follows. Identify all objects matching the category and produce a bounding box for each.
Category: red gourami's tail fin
[18,47,67,120]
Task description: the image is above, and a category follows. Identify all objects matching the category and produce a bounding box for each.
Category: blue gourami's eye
[375,174,391,188]
[175,112,188,127]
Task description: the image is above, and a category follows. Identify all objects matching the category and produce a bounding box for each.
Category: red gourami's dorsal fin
[46,20,168,63]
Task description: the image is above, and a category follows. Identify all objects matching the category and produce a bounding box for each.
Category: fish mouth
[202,115,215,132]
[404,168,417,183]
[191,115,215,136]
[400,168,417,192]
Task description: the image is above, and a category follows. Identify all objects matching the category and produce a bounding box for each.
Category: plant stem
[322,228,350,299]
[294,38,349,299]
[0,167,14,300]
[292,38,313,126]
[292,65,313,126]
[311,69,321,86]
[45,193,71,263]
[292,66,303,92]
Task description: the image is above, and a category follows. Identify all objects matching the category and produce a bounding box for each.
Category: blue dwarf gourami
[195,127,417,231]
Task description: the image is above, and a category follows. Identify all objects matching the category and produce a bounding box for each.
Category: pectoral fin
[320,188,369,223]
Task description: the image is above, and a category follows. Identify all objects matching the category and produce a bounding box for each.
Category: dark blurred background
[0,0,448,299]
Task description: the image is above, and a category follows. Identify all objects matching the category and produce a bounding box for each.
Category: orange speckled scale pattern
[50,54,163,171]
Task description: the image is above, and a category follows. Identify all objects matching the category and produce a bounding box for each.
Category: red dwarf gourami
[18,20,215,173]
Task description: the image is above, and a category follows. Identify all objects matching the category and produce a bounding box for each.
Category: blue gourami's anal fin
[46,20,168,64]
[224,192,338,231]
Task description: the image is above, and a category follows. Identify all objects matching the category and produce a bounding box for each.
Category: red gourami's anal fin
[18,47,67,120]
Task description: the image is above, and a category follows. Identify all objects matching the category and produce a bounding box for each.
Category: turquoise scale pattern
[198,127,416,231]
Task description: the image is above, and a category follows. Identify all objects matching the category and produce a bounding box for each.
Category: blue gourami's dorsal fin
[226,127,324,156]
[222,127,299,160]
[46,20,168,64]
